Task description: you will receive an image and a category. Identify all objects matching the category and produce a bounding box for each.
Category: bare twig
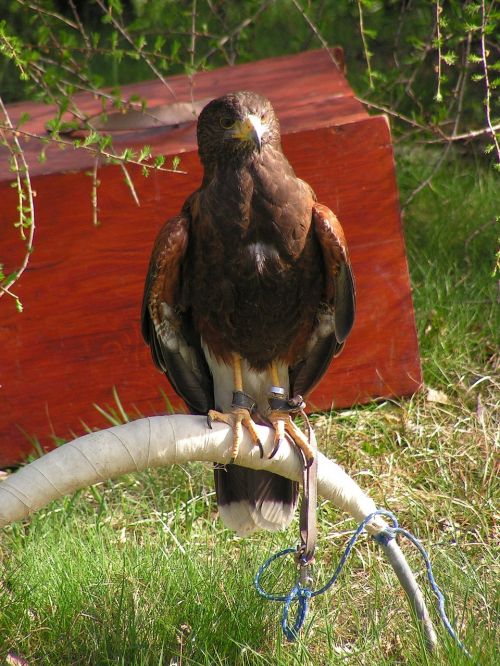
[404,28,473,205]
[32,43,178,64]
[290,0,342,70]
[403,142,452,206]
[68,0,91,52]
[444,29,472,132]
[94,0,177,100]
[391,26,436,113]
[423,123,500,144]
[206,0,235,65]
[91,156,100,227]
[356,96,430,133]
[26,55,150,117]
[197,0,273,65]
[394,0,413,60]
[300,0,327,51]
[4,12,90,127]
[464,217,498,268]
[357,94,499,147]
[188,0,197,107]
[14,0,78,30]
[120,163,141,208]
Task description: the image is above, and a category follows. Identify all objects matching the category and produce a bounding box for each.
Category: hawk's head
[197,91,280,168]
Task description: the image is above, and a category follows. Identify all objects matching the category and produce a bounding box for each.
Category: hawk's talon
[257,440,265,459]
[268,437,284,460]
[207,407,262,462]
[268,410,315,463]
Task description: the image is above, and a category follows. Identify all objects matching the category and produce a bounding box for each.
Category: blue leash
[254,509,471,657]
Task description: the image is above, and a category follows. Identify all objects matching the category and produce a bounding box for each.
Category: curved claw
[257,440,265,459]
[268,437,284,460]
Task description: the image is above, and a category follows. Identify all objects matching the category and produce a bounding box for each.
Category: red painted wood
[1,49,366,180]
[0,50,421,465]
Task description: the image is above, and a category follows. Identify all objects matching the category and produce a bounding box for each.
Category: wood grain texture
[0,51,421,465]
[0,49,366,181]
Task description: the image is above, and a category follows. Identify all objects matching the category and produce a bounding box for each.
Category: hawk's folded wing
[290,203,356,397]
[141,213,214,414]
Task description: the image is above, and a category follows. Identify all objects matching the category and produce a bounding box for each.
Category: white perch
[0,414,437,649]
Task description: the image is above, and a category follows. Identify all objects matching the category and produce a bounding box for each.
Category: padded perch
[0,415,436,649]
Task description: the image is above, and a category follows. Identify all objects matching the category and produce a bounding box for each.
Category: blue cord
[254,509,471,657]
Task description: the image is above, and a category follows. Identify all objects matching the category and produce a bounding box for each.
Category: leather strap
[231,390,256,411]
[298,409,318,565]
[268,390,306,413]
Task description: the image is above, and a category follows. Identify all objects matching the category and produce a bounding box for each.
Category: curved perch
[0,415,437,650]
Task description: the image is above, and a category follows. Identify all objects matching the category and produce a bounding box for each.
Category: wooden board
[0,50,421,465]
[1,48,365,180]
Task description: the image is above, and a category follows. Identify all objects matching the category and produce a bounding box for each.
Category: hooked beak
[229,114,266,152]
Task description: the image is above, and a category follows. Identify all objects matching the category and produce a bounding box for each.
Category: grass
[0,148,498,664]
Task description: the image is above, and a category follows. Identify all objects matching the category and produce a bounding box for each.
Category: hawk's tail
[214,464,298,535]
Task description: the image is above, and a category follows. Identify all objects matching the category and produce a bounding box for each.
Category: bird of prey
[142,91,355,535]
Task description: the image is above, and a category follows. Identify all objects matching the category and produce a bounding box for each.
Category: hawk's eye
[220,116,235,129]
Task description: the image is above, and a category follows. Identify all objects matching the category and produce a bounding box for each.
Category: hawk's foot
[207,407,263,463]
[268,410,315,464]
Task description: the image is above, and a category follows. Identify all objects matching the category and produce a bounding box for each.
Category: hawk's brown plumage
[142,92,355,534]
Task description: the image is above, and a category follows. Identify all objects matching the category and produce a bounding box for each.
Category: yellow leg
[268,362,314,463]
[233,353,243,391]
[207,353,262,462]
[270,362,281,387]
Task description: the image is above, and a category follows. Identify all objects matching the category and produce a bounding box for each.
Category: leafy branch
[0,96,35,311]
[479,0,500,164]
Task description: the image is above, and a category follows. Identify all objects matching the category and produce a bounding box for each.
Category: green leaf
[138,145,151,162]
[99,135,113,151]
[442,53,457,66]
[135,35,147,51]
[83,130,100,147]
[18,112,30,126]
[154,36,166,52]
[109,0,124,14]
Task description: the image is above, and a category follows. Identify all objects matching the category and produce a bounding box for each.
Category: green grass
[0,149,498,664]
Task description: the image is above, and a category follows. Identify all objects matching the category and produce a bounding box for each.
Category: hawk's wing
[289,203,356,397]
[141,213,214,414]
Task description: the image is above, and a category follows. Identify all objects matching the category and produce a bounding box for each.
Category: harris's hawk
[142,92,355,535]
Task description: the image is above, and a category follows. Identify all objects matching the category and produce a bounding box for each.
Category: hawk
[142,91,355,535]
